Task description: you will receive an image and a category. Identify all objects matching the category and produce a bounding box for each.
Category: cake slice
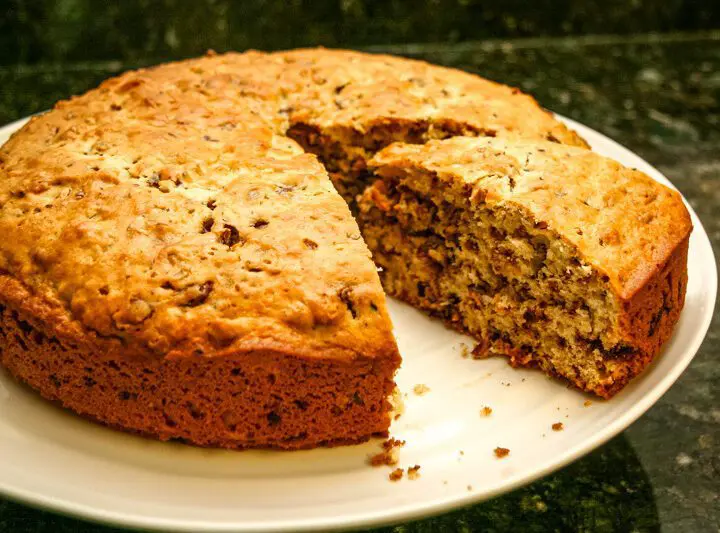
[358,137,691,398]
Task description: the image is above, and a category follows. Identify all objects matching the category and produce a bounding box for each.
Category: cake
[358,137,691,398]
[0,48,690,448]
[277,48,587,207]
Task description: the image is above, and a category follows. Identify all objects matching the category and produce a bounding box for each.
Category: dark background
[0,2,719,532]
[2,0,719,64]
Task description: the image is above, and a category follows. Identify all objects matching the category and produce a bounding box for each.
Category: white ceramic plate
[0,115,716,532]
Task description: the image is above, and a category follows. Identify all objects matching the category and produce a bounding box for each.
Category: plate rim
[0,113,716,532]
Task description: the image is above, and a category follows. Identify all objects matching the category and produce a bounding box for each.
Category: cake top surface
[272,48,586,146]
[370,136,692,300]
[0,48,584,359]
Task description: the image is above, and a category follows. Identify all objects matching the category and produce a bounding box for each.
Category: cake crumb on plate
[413,384,430,396]
[369,450,398,467]
[494,447,510,458]
[389,468,403,481]
[480,406,493,417]
[369,438,405,466]
[407,465,421,480]
[552,422,564,431]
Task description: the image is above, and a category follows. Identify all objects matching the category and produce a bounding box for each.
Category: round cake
[0,48,688,449]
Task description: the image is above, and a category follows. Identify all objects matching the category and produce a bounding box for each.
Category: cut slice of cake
[277,48,588,208]
[358,136,691,398]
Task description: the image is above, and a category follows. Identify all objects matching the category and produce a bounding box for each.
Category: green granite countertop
[0,32,718,532]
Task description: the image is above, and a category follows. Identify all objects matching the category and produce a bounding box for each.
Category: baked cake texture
[0,48,689,448]
[358,137,691,398]
[0,112,406,448]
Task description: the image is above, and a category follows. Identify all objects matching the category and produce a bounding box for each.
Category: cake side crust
[0,277,399,449]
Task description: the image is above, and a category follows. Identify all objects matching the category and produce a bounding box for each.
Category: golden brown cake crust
[275,48,587,147]
[0,103,394,362]
[0,48,587,446]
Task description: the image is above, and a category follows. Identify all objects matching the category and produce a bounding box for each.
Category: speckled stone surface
[0,33,718,532]
[2,0,719,63]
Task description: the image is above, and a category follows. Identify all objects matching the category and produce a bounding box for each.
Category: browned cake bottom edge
[0,299,397,450]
